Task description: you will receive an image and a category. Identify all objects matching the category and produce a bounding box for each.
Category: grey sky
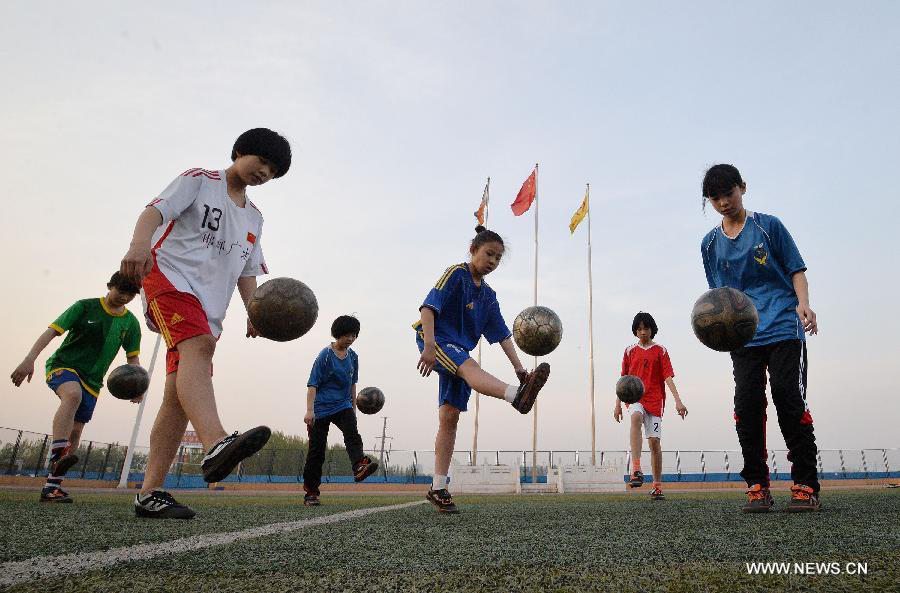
[2,2,898,455]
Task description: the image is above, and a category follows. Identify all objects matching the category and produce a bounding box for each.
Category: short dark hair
[331,315,360,339]
[632,311,658,338]
[108,271,140,295]
[231,128,292,178]
[702,164,744,199]
[471,225,505,252]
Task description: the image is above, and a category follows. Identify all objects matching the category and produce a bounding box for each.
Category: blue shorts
[46,369,97,423]
[416,333,472,411]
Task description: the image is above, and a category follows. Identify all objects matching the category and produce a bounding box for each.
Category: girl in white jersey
[120,128,292,519]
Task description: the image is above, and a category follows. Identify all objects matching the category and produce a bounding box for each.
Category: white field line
[0,500,426,587]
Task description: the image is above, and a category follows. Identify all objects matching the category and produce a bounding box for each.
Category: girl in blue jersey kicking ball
[701,164,820,513]
[414,225,550,514]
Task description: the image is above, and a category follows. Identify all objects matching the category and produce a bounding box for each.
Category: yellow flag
[569,189,589,234]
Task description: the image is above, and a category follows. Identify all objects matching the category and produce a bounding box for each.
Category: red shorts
[146,291,213,375]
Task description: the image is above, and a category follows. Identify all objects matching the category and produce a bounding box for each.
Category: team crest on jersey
[753,243,768,266]
[466,302,474,310]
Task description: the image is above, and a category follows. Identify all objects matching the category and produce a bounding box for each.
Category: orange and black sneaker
[742,484,774,513]
[40,485,73,503]
[649,486,665,500]
[628,470,644,488]
[353,456,379,482]
[426,489,459,514]
[787,484,821,512]
[511,363,551,414]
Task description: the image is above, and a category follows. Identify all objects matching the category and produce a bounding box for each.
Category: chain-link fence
[3,427,898,487]
[0,426,139,480]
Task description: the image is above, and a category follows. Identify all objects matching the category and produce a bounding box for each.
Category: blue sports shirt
[415,263,512,353]
[307,346,359,418]
[701,211,807,347]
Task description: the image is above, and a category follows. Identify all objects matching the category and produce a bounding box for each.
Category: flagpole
[532,163,539,485]
[472,176,489,466]
[117,333,162,488]
[586,184,597,466]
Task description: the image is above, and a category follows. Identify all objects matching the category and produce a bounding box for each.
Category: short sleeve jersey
[701,211,806,347]
[414,263,512,353]
[621,342,674,418]
[307,346,359,418]
[45,298,142,396]
[140,168,268,337]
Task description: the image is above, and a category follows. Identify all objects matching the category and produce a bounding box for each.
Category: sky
[2,1,898,459]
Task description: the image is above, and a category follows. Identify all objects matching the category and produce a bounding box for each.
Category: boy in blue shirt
[701,164,820,513]
[302,315,378,505]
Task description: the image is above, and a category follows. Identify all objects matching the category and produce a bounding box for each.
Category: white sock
[432,474,448,490]
[503,384,518,403]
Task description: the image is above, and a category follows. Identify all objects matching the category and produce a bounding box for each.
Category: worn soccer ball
[356,387,385,415]
[513,306,563,357]
[248,277,318,342]
[615,375,644,405]
[107,364,150,400]
[691,287,759,352]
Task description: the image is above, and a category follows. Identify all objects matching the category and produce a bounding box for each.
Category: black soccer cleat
[303,492,321,506]
[511,363,550,414]
[426,489,460,514]
[628,470,644,488]
[353,456,379,483]
[742,484,775,513]
[201,426,271,483]
[134,490,196,519]
[40,485,73,503]
[49,454,79,479]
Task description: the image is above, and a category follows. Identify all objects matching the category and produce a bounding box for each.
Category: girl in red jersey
[614,312,687,500]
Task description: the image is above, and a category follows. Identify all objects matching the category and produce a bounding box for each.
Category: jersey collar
[100,297,128,317]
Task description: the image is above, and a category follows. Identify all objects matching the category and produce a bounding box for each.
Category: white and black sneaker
[134,490,196,519]
[200,426,271,483]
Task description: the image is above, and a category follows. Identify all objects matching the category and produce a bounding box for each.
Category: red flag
[510,168,536,216]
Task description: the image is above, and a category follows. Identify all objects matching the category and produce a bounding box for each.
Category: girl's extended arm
[304,387,316,426]
[237,276,260,338]
[121,207,164,283]
[792,271,818,335]
[417,308,437,376]
[10,328,59,386]
[665,377,688,419]
[499,337,527,383]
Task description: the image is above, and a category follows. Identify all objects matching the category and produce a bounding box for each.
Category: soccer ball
[691,287,759,352]
[513,306,563,357]
[615,375,644,405]
[107,364,150,400]
[248,277,319,342]
[357,387,385,415]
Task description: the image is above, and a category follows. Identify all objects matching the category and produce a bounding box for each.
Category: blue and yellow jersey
[413,263,512,353]
[701,211,807,347]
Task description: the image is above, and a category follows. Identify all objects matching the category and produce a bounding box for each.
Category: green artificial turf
[2,489,898,592]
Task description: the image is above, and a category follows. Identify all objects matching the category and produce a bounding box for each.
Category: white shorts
[627,403,662,439]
